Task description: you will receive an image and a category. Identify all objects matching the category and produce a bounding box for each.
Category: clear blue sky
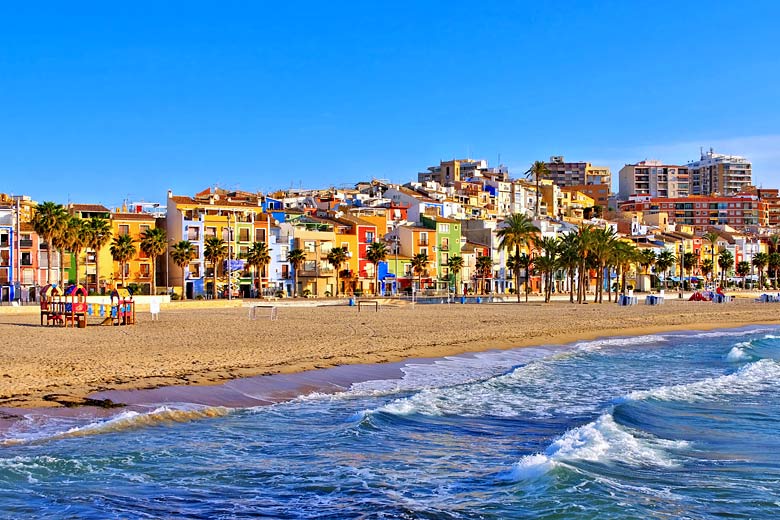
[2,1,779,208]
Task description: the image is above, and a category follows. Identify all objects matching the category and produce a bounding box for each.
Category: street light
[679,240,684,299]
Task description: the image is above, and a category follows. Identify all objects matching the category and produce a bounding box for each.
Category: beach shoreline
[1,298,779,412]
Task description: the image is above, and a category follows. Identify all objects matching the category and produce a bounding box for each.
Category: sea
[1,325,780,519]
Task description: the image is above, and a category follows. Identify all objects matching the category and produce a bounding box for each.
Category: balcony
[439,243,449,251]
[418,240,429,246]
[19,239,33,248]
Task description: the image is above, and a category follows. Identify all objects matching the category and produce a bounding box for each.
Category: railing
[19,239,33,248]
[439,244,449,251]
[418,240,429,246]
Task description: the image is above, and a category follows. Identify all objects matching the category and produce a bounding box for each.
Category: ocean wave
[625,359,780,403]
[572,334,668,352]
[506,414,685,481]
[725,341,754,362]
[1,405,231,446]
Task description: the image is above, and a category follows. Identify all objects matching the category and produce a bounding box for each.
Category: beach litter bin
[349,297,355,306]
[460,296,466,304]
[476,297,482,304]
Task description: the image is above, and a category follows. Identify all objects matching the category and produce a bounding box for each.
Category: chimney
[167,190,173,199]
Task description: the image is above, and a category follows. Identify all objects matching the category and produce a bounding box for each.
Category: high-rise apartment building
[544,156,611,188]
[618,161,689,200]
[687,149,752,196]
[418,159,490,186]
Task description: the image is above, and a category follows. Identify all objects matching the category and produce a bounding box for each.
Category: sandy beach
[1,298,779,409]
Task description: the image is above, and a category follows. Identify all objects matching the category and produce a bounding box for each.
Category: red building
[619,195,769,230]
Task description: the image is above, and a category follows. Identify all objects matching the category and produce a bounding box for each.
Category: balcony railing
[19,239,33,248]
[439,244,449,251]
[418,240,429,246]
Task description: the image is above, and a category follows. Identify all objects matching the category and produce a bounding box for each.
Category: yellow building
[290,219,337,297]
[110,212,158,293]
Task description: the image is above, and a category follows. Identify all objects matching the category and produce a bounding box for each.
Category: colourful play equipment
[39,285,136,328]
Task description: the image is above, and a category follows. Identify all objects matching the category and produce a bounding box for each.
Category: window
[123,263,130,277]
[281,265,290,278]
[187,227,200,241]
[239,228,250,242]
[341,242,350,251]
[255,229,266,243]
[118,225,130,236]
[304,241,316,253]
[366,231,374,244]
[140,264,151,277]
[420,247,428,256]
[140,224,150,234]
[204,226,217,238]
[404,263,412,276]
[304,260,317,272]
[439,223,449,233]
[21,252,32,266]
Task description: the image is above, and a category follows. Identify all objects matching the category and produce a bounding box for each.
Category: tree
[717,249,734,287]
[655,250,675,291]
[326,246,349,297]
[558,232,580,303]
[752,252,768,289]
[366,241,389,296]
[170,240,196,300]
[526,160,550,218]
[574,224,596,304]
[85,216,112,294]
[514,253,534,302]
[411,252,429,293]
[589,227,617,303]
[446,255,464,296]
[497,213,540,302]
[768,234,780,254]
[287,248,306,298]
[769,252,780,289]
[245,241,271,297]
[683,252,696,279]
[736,261,751,290]
[53,215,88,286]
[204,236,228,299]
[612,240,639,296]
[110,234,136,289]
[31,201,68,285]
[533,236,559,302]
[700,258,714,282]
[139,227,167,295]
[703,231,720,282]
[475,255,494,296]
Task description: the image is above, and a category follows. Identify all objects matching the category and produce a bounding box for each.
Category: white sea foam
[507,414,684,481]
[725,342,753,362]
[627,359,780,403]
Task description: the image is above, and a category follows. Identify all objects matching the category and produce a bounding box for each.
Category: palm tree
[768,252,780,289]
[85,216,112,294]
[31,201,68,285]
[245,241,271,297]
[514,253,534,302]
[534,236,559,302]
[526,160,550,218]
[366,242,389,296]
[683,252,696,279]
[655,250,675,291]
[446,255,464,296]
[717,249,734,287]
[204,236,228,300]
[326,246,349,297]
[170,240,196,300]
[287,248,306,297]
[768,234,780,254]
[612,240,639,296]
[575,224,595,304]
[66,217,90,286]
[700,258,714,283]
[139,227,167,295]
[589,227,617,303]
[411,252,429,293]
[638,249,656,276]
[736,261,751,290]
[703,231,720,283]
[752,252,768,290]
[475,255,494,296]
[110,234,136,289]
[497,213,540,302]
[558,232,580,303]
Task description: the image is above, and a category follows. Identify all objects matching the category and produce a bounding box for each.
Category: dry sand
[1,298,779,408]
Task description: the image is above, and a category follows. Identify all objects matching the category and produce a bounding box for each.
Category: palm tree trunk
[335,267,340,298]
[75,253,80,286]
[59,250,65,287]
[152,256,157,295]
[46,242,53,285]
[568,268,575,303]
[121,261,126,288]
[181,265,187,300]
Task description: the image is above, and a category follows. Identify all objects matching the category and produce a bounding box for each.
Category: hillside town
[1,148,778,302]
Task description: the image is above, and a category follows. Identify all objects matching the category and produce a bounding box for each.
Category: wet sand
[1,298,779,409]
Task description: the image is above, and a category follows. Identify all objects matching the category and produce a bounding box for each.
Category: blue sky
[1,1,779,207]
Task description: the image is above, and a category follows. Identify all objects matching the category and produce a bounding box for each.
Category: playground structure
[39,285,136,327]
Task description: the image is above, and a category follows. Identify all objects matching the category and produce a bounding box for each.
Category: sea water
[1,326,780,518]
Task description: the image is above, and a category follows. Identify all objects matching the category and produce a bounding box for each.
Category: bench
[357,300,379,312]
[249,304,278,321]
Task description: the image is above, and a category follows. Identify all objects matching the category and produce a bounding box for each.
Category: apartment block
[545,156,611,188]
[619,195,769,230]
[618,161,690,200]
[688,149,752,196]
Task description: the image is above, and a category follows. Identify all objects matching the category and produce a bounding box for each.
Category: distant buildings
[619,194,768,230]
[688,149,752,196]
[618,161,690,200]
